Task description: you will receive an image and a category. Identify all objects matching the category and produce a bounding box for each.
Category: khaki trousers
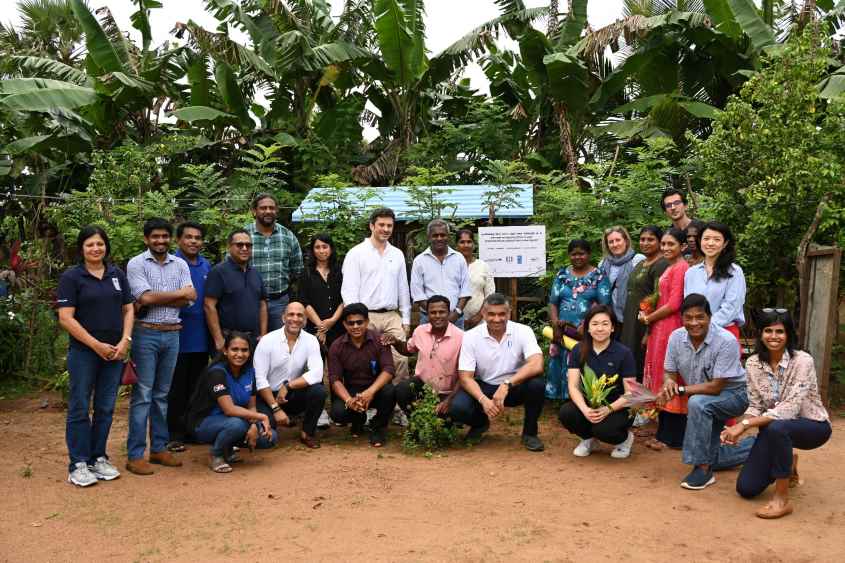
[368,310,409,381]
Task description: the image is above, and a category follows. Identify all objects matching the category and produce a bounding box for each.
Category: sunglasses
[233,242,253,249]
[761,308,787,314]
[344,319,366,327]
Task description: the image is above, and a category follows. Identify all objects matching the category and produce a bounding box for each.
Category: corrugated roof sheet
[291,184,533,222]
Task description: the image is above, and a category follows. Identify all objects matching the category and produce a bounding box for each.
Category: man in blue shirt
[166,222,212,451]
[204,229,268,350]
[659,293,752,491]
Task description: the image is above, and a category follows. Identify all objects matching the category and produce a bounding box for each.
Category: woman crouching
[187,332,277,473]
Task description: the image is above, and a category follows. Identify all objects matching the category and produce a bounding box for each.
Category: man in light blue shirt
[659,293,752,491]
[410,219,471,329]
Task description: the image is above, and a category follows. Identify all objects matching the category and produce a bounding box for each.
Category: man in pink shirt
[383,295,463,417]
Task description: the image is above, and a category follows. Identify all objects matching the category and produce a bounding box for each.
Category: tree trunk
[555,102,578,181]
[796,192,830,341]
[548,0,560,37]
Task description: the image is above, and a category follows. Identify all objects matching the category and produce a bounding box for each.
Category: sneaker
[521,435,545,452]
[632,413,650,427]
[610,432,635,459]
[364,408,376,429]
[392,408,409,427]
[573,438,595,457]
[681,466,716,490]
[68,462,98,487]
[88,457,121,480]
[317,409,331,429]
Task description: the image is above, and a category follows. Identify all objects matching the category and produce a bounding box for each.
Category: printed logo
[112,277,121,291]
[212,384,226,393]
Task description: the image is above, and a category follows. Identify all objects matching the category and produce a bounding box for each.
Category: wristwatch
[741,419,750,427]
[271,403,281,413]
[503,379,512,389]
[283,381,291,392]
[678,385,686,396]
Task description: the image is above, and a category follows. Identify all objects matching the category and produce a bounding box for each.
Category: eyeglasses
[233,242,253,249]
[344,319,365,326]
[664,200,684,209]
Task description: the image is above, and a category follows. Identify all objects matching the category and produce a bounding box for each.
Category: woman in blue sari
[546,240,611,400]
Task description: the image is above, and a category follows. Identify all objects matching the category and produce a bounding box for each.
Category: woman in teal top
[546,239,611,400]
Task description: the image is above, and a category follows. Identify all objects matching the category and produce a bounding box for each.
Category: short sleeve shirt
[327,330,395,388]
[407,323,463,394]
[57,264,134,349]
[458,321,542,385]
[568,341,636,402]
[664,324,746,388]
[205,258,268,335]
[186,363,256,431]
[176,251,212,353]
[126,250,193,325]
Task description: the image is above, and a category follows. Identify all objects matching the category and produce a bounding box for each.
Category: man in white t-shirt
[448,293,545,451]
[254,302,326,449]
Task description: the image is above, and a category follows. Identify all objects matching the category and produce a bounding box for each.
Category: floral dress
[545,267,611,400]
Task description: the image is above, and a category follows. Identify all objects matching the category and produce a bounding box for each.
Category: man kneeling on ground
[328,303,397,447]
[383,294,462,418]
[447,293,545,451]
[254,302,326,449]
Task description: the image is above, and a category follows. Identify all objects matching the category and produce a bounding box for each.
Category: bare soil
[1,393,844,562]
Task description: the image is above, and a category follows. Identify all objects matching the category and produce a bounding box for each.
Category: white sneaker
[392,408,409,427]
[573,438,595,457]
[611,432,635,459]
[68,462,98,487]
[88,456,121,480]
[317,409,331,429]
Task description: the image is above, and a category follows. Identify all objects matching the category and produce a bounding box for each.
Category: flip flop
[369,428,387,448]
[789,454,802,488]
[209,456,232,473]
[756,502,794,519]
[645,438,666,451]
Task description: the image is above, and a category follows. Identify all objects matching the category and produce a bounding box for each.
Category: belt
[137,322,182,332]
[268,290,289,300]
[368,308,397,314]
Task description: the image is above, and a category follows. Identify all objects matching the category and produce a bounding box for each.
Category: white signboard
[478,226,546,278]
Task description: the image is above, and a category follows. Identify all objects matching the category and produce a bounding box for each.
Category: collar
[338,329,377,347]
[762,350,791,375]
[682,323,718,350]
[250,221,281,235]
[225,256,251,271]
[366,237,394,253]
[78,262,117,278]
[423,322,458,339]
[176,249,207,267]
[143,249,175,264]
[421,246,459,260]
[592,340,618,357]
[481,321,513,340]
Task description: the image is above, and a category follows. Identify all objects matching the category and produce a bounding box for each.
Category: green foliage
[0,291,66,383]
[693,30,845,307]
[402,165,457,223]
[535,137,682,271]
[402,383,458,453]
[480,160,533,223]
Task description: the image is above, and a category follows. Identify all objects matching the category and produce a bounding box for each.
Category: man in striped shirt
[246,193,304,332]
[125,218,195,476]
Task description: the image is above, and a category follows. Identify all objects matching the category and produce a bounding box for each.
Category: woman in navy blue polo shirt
[558,305,636,459]
[187,331,276,473]
[57,226,134,487]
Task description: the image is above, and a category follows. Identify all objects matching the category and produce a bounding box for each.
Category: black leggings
[558,400,632,445]
[736,418,832,499]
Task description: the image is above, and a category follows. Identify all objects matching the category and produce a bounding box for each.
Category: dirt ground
[1,393,844,563]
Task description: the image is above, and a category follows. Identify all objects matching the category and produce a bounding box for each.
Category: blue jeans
[683,386,750,467]
[127,326,180,460]
[266,294,290,333]
[65,345,123,471]
[194,414,277,456]
[419,310,464,330]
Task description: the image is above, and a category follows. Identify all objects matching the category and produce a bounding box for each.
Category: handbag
[121,359,138,386]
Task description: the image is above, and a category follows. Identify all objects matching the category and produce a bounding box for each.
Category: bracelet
[271,404,281,413]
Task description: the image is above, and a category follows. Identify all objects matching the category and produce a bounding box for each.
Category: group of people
[55,190,831,519]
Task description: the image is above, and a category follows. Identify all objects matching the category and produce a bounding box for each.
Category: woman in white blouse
[456,229,495,329]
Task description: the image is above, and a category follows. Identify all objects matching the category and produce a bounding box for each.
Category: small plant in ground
[402,383,458,454]
[20,465,32,478]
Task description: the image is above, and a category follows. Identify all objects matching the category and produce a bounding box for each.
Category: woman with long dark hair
[299,233,345,352]
[558,305,636,458]
[545,239,611,400]
[722,310,831,519]
[57,226,134,487]
[187,331,276,473]
[684,221,746,341]
[683,219,705,266]
[619,226,668,381]
[640,227,690,450]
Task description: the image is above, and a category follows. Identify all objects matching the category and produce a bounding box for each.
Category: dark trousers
[736,418,832,499]
[330,383,396,431]
[395,376,450,415]
[558,400,632,445]
[257,384,327,436]
[448,377,545,437]
[167,352,209,441]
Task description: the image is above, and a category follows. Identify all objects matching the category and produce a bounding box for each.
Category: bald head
[283,301,306,335]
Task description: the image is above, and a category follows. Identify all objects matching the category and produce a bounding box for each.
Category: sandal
[756,501,794,519]
[369,428,387,448]
[209,455,232,473]
[166,441,187,453]
[789,454,801,488]
[645,438,666,451]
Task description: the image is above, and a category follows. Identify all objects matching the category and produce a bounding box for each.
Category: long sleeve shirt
[683,263,746,327]
[253,328,324,391]
[341,239,411,324]
[744,350,829,422]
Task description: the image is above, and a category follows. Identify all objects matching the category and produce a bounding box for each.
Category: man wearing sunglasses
[204,229,268,351]
[382,295,463,418]
[327,303,397,447]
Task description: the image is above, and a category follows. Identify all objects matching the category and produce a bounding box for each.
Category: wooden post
[510,277,518,320]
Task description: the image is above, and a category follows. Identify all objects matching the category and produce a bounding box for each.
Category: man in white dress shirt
[410,219,471,329]
[448,293,546,451]
[341,207,411,380]
[254,302,326,448]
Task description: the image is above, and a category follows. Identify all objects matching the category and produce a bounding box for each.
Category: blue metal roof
[291,184,533,222]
